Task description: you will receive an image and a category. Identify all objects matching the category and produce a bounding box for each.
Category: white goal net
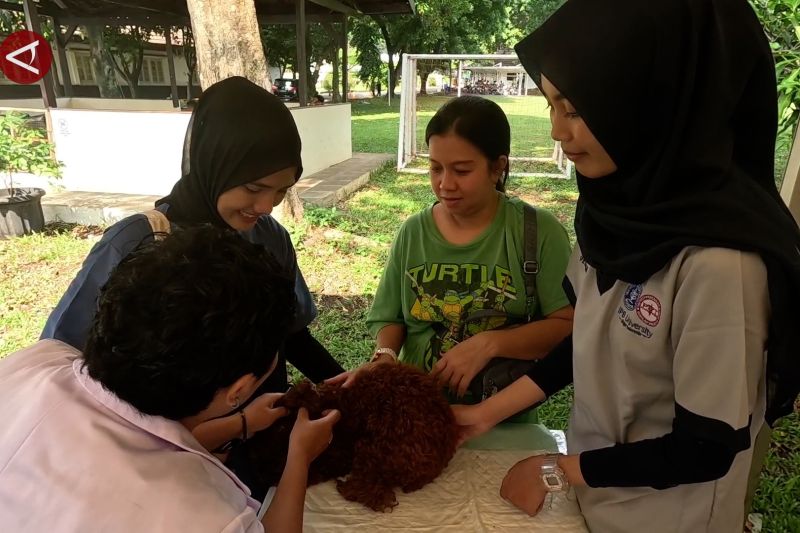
[397,54,572,179]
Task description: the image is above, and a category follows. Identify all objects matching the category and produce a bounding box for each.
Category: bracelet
[239,409,248,442]
[370,347,398,363]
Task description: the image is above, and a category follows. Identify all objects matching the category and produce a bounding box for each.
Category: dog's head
[275,380,343,415]
[241,379,353,489]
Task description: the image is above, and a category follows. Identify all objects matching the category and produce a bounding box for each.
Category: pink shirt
[0,340,263,533]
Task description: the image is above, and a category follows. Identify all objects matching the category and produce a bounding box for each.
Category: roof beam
[101,0,185,18]
[354,1,414,15]
[36,14,189,26]
[0,1,24,12]
[0,0,413,27]
[259,12,346,24]
[308,0,358,15]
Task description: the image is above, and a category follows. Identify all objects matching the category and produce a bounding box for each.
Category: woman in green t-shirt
[330,96,574,400]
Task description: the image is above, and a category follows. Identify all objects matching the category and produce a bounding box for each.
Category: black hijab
[515,0,800,423]
[156,76,303,228]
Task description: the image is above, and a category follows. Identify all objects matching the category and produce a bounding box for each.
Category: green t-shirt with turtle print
[367,194,572,372]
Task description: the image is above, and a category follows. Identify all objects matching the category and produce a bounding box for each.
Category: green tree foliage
[261,24,297,78]
[751,0,800,134]
[358,0,506,96]
[0,6,25,35]
[500,0,565,49]
[261,23,345,100]
[180,25,198,99]
[351,0,567,95]
[0,112,60,199]
[0,1,55,39]
[103,26,162,99]
[350,17,386,94]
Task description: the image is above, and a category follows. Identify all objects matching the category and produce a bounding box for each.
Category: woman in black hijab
[42,76,344,483]
[452,1,800,530]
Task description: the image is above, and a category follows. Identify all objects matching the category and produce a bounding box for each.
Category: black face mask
[516,0,800,423]
[157,76,303,228]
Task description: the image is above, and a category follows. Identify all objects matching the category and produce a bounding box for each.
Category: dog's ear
[280,380,311,409]
[281,380,331,414]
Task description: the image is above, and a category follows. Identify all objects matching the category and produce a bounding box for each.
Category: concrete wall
[292,104,352,178]
[40,103,351,196]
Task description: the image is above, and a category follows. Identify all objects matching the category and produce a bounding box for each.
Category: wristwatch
[540,454,569,492]
[369,347,398,363]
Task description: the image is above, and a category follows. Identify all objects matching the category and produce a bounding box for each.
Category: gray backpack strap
[522,204,539,321]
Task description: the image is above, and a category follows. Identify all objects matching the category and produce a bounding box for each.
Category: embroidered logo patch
[623,284,643,311]
[636,294,662,326]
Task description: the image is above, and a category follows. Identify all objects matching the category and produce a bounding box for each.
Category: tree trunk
[84,24,121,98]
[185,0,305,222]
[129,47,143,98]
[321,22,339,102]
[309,67,321,97]
[332,49,340,102]
[392,60,402,97]
[304,30,317,99]
[186,0,272,90]
[419,67,434,95]
[183,27,197,99]
[124,75,138,98]
[109,46,143,99]
[372,15,398,98]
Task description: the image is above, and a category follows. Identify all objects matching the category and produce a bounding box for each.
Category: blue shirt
[42,205,317,350]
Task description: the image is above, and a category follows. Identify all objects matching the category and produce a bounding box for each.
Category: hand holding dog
[243,393,289,436]
[451,403,495,446]
[288,407,341,465]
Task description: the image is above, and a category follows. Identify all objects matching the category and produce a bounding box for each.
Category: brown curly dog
[239,363,459,511]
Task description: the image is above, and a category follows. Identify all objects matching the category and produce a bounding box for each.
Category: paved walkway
[41,153,394,225]
[293,153,392,207]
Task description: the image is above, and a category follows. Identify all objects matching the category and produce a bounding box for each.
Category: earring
[232,397,240,410]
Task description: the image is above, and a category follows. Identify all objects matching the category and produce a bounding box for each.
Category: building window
[140,58,165,84]
[75,54,95,84]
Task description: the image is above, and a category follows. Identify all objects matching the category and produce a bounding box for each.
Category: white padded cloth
[300,449,588,532]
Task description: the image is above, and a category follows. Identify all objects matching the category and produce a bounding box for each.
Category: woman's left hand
[500,455,549,516]
[431,332,495,397]
[244,393,289,435]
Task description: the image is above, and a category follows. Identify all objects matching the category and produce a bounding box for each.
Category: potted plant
[0,111,62,238]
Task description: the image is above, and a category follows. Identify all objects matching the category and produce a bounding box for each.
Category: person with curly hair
[0,226,339,533]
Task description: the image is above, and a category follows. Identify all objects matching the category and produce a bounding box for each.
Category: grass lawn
[352,94,554,158]
[0,224,104,356]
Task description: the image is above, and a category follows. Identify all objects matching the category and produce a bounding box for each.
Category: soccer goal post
[397,53,572,179]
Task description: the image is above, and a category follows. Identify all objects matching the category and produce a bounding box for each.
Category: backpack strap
[142,209,171,240]
[522,203,539,321]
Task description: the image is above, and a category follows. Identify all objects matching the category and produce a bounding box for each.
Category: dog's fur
[240,363,459,511]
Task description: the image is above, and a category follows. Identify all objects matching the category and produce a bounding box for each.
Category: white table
[264,424,588,532]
